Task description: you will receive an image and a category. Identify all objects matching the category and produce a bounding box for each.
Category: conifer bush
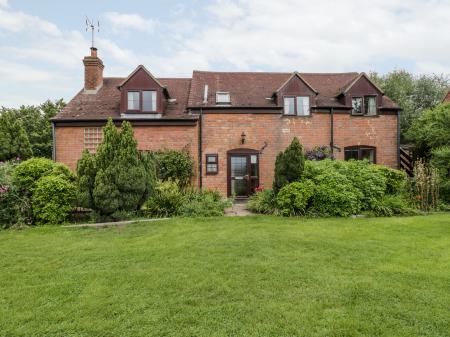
[77,119,156,216]
[273,137,305,193]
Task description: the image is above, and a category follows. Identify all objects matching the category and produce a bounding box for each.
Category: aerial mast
[85,16,100,48]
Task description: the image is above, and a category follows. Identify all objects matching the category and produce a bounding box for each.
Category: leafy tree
[79,118,156,215]
[406,103,450,158]
[273,137,305,193]
[0,99,65,158]
[370,70,449,139]
[153,149,194,188]
[0,111,33,161]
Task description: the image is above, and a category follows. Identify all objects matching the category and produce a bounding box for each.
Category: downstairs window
[344,146,376,163]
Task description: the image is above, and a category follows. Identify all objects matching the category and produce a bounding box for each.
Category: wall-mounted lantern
[241,132,246,144]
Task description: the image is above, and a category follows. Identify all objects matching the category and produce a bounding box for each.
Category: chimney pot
[90,47,98,57]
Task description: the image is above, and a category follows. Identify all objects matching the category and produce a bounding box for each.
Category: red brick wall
[55,125,198,183]
[201,113,398,196]
[55,113,397,197]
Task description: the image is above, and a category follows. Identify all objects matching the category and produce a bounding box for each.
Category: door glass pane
[250,155,258,177]
[360,148,375,163]
[231,156,247,177]
[232,179,248,197]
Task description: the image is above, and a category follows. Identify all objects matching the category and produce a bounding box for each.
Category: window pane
[345,149,359,161]
[352,97,362,114]
[207,155,217,163]
[142,91,156,111]
[216,92,230,103]
[207,164,217,173]
[360,148,375,163]
[364,96,376,115]
[284,97,295,115]
[127,92,139,110]
[297,96,310,116]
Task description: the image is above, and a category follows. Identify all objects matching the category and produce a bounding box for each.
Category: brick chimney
[83,47,104,92]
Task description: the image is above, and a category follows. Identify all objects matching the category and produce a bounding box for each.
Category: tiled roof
[55,70,400,121]
[55,77,194,120]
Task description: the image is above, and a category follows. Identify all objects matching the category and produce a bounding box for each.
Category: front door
[228,153,259,198]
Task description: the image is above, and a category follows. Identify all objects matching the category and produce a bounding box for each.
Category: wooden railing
[399,147,414,177]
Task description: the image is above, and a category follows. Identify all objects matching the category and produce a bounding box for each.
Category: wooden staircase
[399,147,414,177]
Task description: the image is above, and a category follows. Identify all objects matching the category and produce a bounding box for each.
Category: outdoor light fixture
[241,132,246,144]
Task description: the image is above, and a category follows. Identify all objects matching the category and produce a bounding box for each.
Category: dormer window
[352,96,377,116]
[216,92,230,104]
[283,96,310,116]
[127,90,157,112]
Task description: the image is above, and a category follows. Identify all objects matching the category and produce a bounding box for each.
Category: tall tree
[0,111,33,161]
[370,70,449,140]
[0,99,65,158]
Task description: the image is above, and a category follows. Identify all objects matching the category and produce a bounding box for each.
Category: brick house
[53,47,401,197]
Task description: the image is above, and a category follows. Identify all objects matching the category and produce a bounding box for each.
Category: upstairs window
[352,96,377,116]
[142,91,157,111]
[127,90,157,112]
[127,91,140,110]
[284,96,310,116]
[216,92,231,104]
[344,146,376,163]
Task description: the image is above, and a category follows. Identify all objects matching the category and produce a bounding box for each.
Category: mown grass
[1,214,450,337]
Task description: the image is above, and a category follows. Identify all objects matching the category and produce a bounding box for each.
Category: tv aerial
[85,16,100,48]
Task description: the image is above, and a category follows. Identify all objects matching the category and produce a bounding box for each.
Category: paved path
[225,201,253,216]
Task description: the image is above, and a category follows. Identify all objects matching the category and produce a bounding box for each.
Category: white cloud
[0,0,8,8]
[170,0,450,74]
[0,8,60,36]
[103,12,157,34]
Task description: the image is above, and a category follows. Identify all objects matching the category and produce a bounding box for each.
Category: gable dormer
[340,73,384,116]
[118,65,168,116]
[276,72,318,116]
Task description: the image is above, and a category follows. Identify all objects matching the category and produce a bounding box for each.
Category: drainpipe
[330,107,334,158]
[198,107,203,189]
[397,109,401,169]
[51,121,56,161]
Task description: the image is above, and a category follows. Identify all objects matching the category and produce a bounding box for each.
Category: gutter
[330,107,334,157]
[397,109,401,169]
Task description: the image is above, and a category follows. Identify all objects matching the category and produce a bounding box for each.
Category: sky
[0,0,449,107]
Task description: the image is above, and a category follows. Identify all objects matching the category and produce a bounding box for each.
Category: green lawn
[1,215,450,337]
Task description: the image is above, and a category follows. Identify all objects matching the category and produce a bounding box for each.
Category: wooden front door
[228,151,259,198]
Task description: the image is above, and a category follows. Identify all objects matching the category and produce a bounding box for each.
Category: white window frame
[216,92,231,104]
[283,96,295,115]
[296,96,310,116]
[127,91,140,111]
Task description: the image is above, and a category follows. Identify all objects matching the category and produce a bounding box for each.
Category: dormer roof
[117,65,166,90]
[339,72,384,95]
[275,71,318,94]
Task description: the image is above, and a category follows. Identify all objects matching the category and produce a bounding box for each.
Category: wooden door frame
[227,148,260,198]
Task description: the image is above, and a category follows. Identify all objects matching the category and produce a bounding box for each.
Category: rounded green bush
[310,171,362,217]
[32,175,77,225]
[248,189,276,214]
[144,180,185,217]
[276,181,315,216]
[154,150,194,188]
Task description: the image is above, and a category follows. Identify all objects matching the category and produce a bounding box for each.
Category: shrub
[276,181,315,216]
[412,159,440,211]
[144,180,185,217]
[305,146,334,161]
[78,119,156,215]
[13,158,55,193]
[0,160,32,228]
[32,175,77,225]
[431,146,450,203]
[247,189,276,214]
[374,165,407,195]
[153,149,194,188]
[309,171,362,217]
[371,195,418,217]
[179,189,230,217]
[273,137,305,193]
